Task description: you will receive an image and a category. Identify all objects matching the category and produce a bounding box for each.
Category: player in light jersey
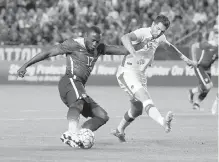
[17,26,129,148]
[112,15,197,142]
[189,29,218,111]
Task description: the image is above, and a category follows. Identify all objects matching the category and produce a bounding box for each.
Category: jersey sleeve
[132,28,148,43]
[55,39,77,54]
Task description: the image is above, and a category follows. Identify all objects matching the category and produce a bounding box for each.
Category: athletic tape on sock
[124,110,134,122]
[143,99,155,113]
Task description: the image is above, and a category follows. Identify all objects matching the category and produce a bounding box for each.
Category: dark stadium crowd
[0,0,218,46]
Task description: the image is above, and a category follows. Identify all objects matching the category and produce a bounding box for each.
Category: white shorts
[116,66,147,98]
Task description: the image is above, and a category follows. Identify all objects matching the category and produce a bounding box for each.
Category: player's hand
[17,66,27,78]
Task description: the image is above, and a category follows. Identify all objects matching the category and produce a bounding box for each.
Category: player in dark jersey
[17,26,129,148]
[189,30,218,110]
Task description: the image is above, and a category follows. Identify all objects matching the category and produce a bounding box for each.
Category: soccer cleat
[193,103,200,110]
[188,89,194,103]
[60,131,82,148]
[60,131,71,144]
[164,111,174,133]
[111,129,126,142]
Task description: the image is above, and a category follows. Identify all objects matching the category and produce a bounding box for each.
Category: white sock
[68,119,79,134]
[117,109,134,134]
[143,100,164,126]
[117,118,131,134]
[147,107,164,126]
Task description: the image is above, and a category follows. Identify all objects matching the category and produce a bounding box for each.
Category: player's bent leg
[112,100,143,142]
[67,100,84,132]
[60,100,84,148]
[192,83,212,110]
[135,88,174,133]
[193,67,213,110]
[81,102,109,132]
[193,67,212,104]
[58,76,86,148]
[117,100,143,133]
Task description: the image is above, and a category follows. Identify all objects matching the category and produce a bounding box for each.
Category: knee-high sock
[143,100,164,126]
[67,108,80,133]
[117,109,135,134]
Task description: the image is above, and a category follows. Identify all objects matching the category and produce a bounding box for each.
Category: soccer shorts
[58,75,102,118]
[194,66,212,89]
[116,66,147,99]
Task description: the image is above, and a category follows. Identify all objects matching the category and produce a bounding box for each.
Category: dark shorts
[194,66,212,89]
[58,75,105,118]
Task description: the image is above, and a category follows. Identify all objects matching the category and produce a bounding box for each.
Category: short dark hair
[154,15,170,30]
[87,26,102,35]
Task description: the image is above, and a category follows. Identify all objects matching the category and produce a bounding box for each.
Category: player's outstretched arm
[17,39,76,78]
[162,41,197,67]
[121,33,138,57]
[24,47,63,68]
[17,47,63,78]
[104,45,129,55]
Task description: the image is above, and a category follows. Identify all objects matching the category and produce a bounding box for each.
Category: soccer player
[111,15,197,142]
[211,93,218,115]
[189,29,218,110]
[17,26,129,148]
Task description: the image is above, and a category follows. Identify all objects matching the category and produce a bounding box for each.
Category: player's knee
[134,88,150,102]
[198,91,209,100]
[96,109,109,123]
[68,100,84,112]
[102,113,109,123]
[97,113,109,124]
[130,99,143,117]
[132,108,143,117]
[200,82,212,93]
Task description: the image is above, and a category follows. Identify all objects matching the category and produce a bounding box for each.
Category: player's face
[85,32,101,51]
[151,22,166,39]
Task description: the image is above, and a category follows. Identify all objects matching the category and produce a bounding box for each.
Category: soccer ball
[78,128,95,149]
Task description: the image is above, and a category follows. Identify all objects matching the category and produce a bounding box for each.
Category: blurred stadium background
[0,0,218,162]
[0,0,217,86]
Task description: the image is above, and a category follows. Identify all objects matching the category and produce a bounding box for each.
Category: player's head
[151,15,170,38]
[84,26,102,51]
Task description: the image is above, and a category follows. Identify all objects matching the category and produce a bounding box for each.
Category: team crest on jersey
[143,37,158,50]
